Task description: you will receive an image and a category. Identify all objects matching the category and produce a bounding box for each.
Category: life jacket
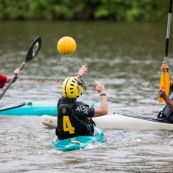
[158,93,173,123]
[56,98,95,140]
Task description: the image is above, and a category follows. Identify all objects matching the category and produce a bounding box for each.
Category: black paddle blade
[25,36,42,63]
[0,36,42,100]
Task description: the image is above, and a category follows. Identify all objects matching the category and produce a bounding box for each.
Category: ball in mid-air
[57,36,76,55]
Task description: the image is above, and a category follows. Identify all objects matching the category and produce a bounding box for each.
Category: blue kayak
[52,126,105,152]
[0,100,99,116]
[0,100,57,116]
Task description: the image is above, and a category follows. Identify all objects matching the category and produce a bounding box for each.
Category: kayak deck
[0,100,25,111]
[42,114,173,131]
[0,101,57,116]
[0,101,98,116]
[52,126,105,152]
[94,113,173,130]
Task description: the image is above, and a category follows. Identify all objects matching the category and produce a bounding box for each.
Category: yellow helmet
[62,77,86,98]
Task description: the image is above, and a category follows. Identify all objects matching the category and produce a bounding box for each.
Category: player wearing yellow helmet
[56,65,108,140]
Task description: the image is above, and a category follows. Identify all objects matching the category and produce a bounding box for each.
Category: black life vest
[56,98,95,140]
[158,93,173,123]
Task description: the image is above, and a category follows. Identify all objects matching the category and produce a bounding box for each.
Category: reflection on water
[0,21,173,172]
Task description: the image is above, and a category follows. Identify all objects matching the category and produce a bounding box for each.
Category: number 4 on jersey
[63,116,75,134]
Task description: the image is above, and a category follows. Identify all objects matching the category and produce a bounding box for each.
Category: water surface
[0,21,173,172]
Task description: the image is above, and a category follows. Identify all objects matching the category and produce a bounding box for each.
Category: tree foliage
[0,0,170,21]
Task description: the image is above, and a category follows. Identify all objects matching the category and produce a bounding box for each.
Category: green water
[1,21,173,172]
[1,21,172,114]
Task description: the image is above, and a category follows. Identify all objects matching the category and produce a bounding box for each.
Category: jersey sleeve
[0,74,7,88]
[74,105,95,118]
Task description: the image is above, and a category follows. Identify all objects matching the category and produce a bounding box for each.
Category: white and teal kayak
[42,114,173,131]
[0,100,57,116]
[52,126,105,152]
[0,101,98,116]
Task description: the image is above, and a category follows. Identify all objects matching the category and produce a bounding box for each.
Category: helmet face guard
[77,78,87,91]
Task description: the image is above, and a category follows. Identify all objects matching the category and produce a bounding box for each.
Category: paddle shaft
[159,0,173,103]
[164,0,173,64]
[0,36,42,99]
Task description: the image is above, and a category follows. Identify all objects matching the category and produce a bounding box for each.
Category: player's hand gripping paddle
[0,36,42,99]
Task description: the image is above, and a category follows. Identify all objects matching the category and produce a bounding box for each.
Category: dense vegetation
[0,0,170,22]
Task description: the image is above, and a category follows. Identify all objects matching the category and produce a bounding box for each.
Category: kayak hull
[52,126,105,152]
[42,114,173,131]
[0,101,57,116]
[0,101,98,116]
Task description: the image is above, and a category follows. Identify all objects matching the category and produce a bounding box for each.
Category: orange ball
[57,36,76,55]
